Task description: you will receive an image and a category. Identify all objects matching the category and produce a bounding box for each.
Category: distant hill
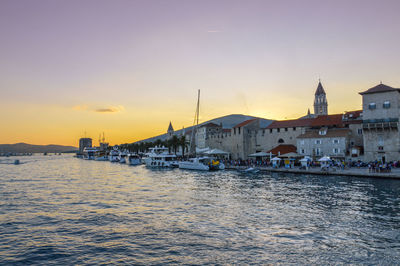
[135,114,274,143]
[204,114,273,129]
[0,143,78,153]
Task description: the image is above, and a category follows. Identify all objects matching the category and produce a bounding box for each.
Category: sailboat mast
[196,89,200,126]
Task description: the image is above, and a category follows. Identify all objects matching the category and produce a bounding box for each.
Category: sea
[0,154,399,265]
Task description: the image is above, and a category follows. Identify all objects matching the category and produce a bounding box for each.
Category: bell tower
[314,81,328,116]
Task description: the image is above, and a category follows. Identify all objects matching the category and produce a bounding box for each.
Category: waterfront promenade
[227,165,400,179]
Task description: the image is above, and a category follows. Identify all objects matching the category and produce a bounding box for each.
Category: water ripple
[0,155,399,264]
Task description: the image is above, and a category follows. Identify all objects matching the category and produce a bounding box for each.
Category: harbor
[1,154,399,264]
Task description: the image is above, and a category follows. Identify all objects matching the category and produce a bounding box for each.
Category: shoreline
[226,166,400,180]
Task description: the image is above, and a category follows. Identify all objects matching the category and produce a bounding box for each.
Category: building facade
[360,83,400,162]
[79,138,92,154]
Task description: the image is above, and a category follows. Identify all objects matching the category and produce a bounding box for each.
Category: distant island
[0,143,78,153]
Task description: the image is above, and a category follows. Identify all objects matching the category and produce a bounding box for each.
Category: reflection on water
[0,155,399,264]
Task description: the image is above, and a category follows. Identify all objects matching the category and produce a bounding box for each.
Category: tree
[171,135,179,155]
[179,135,188,157]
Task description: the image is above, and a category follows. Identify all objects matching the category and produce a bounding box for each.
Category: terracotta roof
[343,110,363,124]
[310,114,343,127]
[266,118,314,129]
[359,83,400,95]
[315,81,326,95]
[233,119,257,128]
[267,144,297,155]
[222,128,231,133]
[297,129,351,139]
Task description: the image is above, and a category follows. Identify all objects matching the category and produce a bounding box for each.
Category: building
[360,83,400,162]
[314,81,328,116]
[195,122,222,149]
[79,138,92,154]
[297,128,352,159]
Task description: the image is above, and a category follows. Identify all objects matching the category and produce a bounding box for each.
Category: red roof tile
[266,118,314,129]
[310,114,343,127]
[233,119,257,128]
[267,144,297,155]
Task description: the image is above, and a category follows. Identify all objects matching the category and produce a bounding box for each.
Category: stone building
[207,119,260,159]
[297,128,352,159]
[360,83,400,162]
[195,122,222,149]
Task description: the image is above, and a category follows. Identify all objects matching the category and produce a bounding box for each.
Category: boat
[126,153,141,165]
[179,157,210,171]
[144,146,177,168]
[83,147,98,160]
[118,150,128,164]
[178,90,224,171]
[109,147,120,162]
[240,167,260,174]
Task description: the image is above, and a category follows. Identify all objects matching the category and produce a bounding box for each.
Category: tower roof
[167,121,174,132]
[315,81,326,95]
[359,83,400,95]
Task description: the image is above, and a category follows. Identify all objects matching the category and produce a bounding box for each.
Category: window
[285,128,288,132]
[368,103,376,110]
[238,128,241,134]
[234,128,236,135]
[378,134,384,146]
[319,129,327,135]
[301,149,305,154]
[357,129,363,135]
[277,128,280,133]
[333,148,340,154]
[293,127,296,131]
[316,148,321,155]
[278,138,284,144]
[315,139,321,145]
[333,139,339,144]
[383,101,391,108]
[262,130,265,135]
[270,129,273,133]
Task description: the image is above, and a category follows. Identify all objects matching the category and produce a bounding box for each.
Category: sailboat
[178,90,212,171]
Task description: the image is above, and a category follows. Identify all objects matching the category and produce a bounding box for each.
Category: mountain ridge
[0,143,78,153]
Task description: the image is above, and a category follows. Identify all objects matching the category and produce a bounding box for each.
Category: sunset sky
[1,0,400,146]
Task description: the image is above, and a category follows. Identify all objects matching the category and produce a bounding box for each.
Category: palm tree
[171,135,179,155]
[179,135,188,157]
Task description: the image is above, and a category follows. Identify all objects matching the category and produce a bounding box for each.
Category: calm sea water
[0,155,399,265]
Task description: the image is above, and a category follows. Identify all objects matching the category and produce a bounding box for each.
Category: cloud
[207,30,221,33]
[73,104,124,114]
[95,108,118,113]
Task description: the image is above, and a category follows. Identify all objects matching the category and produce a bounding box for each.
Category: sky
[1,0,400,146]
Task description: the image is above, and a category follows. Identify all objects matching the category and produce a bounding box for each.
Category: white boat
[179,157,210,171]
[83,147,98,160]
[126,153,141,165]
[144,146,177,168]
[95,155,108,161]
[118,150,128,164]
[109,147,120,162]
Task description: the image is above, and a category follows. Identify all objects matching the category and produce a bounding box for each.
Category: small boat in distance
[118,150,128,164]
[126,153,141,165]
[109,147,120,162]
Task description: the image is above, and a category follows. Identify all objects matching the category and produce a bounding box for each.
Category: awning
[248,152,272,157]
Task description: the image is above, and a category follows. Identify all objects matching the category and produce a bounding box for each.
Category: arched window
[278,138,284,144]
